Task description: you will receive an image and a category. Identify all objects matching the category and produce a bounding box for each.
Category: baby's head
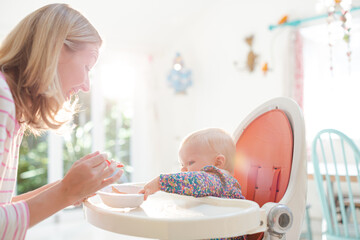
[179,128,236,174]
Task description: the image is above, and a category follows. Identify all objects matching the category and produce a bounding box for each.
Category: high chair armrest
[245,207,267,235]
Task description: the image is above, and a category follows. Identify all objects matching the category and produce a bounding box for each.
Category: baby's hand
[72,193,96,207]
[139,176,160,200]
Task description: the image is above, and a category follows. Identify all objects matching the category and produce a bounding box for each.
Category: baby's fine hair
[180,128,236,173]
[0,4,102,134]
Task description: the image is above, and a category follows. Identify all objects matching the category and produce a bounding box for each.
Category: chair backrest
[234,109,293,206]
[233,97,307,240]
[312,129,360,239]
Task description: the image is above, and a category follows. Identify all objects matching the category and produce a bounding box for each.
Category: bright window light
[301,19,360,142]
[100,60,135,102]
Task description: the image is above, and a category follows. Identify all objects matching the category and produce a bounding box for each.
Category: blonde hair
[180,128,236,173]
[0,4,102,135]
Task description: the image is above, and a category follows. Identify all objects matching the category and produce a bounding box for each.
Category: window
[301,18,360,143]
[17,60,134,193]
[17,134,48,195]
[63,92,93,174]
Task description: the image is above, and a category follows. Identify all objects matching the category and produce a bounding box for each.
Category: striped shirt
[0,72,29,240]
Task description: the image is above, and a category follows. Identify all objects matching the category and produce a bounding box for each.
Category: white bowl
[97,184,144,208]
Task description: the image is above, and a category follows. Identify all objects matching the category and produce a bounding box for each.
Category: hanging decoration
[234,35,259,73]
[261,62,269,75]
[278,15,288,25]
[245,35,258,72]
[260,15,289,76]
[167,53,192,94]
[326,0,352,72]
[259,14,292,76]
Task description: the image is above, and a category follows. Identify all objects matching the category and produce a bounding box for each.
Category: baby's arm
[160,171,223,197]
[139,171,223,199]
[139,176,161,200]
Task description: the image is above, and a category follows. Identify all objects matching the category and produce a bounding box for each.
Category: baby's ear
[215,154,226,169]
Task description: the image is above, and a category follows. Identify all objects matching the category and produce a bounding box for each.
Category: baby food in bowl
[97,184,144,208]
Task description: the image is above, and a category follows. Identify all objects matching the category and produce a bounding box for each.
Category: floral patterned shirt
[159,165,246,240]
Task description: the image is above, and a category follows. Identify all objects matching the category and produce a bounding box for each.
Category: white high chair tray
[84,185,266,240]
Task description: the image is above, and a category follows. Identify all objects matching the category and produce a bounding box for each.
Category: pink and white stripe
[0,201,28,240]
[0,72,28,239]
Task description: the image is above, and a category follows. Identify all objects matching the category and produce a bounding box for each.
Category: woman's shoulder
[0,72,17,128]
[0,72,14,102]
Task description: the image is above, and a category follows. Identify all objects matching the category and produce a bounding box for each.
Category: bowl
[97,184,144,208]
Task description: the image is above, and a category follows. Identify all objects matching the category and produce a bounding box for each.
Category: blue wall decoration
[167,53,192,94]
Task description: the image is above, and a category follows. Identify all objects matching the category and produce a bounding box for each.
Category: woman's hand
[60,151,123,205]
[139,176,160,200]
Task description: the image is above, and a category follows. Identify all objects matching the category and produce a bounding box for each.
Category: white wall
[131,0,318,180]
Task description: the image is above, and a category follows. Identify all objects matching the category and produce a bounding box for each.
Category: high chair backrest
[312,129,360,239]
[233,97,307,240]
[234,109,293,206]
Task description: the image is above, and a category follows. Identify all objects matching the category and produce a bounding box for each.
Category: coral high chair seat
[233,97,307,239]
[83,97,307,240]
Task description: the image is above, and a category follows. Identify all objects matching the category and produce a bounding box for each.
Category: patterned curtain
[294,30,304,110]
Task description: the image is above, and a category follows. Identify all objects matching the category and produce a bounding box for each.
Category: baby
[139,128,246,240]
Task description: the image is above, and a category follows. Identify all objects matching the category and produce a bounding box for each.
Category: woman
[0,4,122,239]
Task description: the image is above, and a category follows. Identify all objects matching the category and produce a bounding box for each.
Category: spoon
[106,159,124,168]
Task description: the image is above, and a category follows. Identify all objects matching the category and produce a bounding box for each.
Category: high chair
[233,97,307,239]
[83,97,307,240]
